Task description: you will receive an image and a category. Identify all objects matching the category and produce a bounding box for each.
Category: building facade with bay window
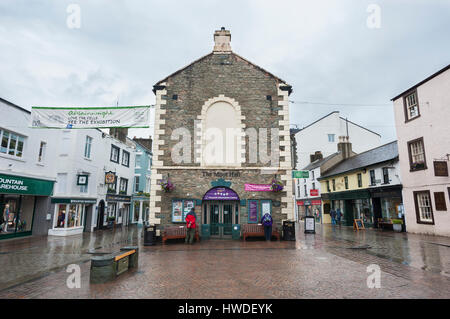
[392,64,450,236]
[148,28,294,239]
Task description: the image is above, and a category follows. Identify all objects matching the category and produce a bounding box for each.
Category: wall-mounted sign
[248,200,259,223]
[244,184,272,192]
[0,173,54,196]
[292,171,309,179]
[77,174,88,186]
[172,200,183,223]
[105,194,131,202]
[310,189,319,197]
[203,187,239,200]
[434,161,449,177]
[31,105,151,129]
[105,172,116,184]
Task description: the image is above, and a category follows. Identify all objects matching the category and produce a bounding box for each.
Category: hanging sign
[31,106,150,129]
[105,172,116,185]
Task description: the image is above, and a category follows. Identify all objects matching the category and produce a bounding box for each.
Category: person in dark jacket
[185,209,197,244]
[260,213,273,241]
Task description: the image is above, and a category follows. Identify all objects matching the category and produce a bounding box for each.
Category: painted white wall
[0,100,57,181]
[393,67,450,236]
[294,111,382,170]
[366,161,402,188]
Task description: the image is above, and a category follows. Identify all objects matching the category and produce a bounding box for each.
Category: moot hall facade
[149,28,294,238]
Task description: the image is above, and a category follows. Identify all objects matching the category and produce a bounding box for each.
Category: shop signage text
[310,189,319,196]
[202,171,241,178]
[0,174,54,196]
[244,184,272,192]
[292,171,309,178]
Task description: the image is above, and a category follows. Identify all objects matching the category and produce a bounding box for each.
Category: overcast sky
[1,0,449,143]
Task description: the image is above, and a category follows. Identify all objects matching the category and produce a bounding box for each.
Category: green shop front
[0,173,55,240]
[322,189,374,227]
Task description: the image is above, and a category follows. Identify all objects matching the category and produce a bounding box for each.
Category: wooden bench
[242,224,280,241]
[161,226,200,244]
[377,218,393,230]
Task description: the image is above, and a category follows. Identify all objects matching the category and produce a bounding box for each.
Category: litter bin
[144,225,156,246]
[232,224,241,240]
[282,220,296,241]
[201,224,210,240]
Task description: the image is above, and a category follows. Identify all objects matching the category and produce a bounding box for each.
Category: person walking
[185,208,197,244]
[260,212,273,241]
[336,208,342,227]
[2,204,10,232]
[330,208,336,226]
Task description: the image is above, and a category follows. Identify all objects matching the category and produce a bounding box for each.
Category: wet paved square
[1,224,450,298]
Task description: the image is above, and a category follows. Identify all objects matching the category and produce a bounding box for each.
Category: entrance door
[97,200,105,229]
[206,201,236,238]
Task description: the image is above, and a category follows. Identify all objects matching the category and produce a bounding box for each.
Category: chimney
[213,27,232,53]
[310,151,323,163]
[337,136,352,159]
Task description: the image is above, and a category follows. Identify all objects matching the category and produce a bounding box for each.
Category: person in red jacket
[185,208,197,244]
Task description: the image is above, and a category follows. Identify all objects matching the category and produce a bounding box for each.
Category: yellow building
[318,141,401,228]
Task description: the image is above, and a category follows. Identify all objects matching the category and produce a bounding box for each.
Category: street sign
[292,170,309,178]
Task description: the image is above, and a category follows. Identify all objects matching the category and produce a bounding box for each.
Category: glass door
[222,203,233,237]
[209,203,220,236]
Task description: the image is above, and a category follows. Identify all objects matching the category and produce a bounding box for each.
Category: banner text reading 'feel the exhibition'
[30,106,151,129]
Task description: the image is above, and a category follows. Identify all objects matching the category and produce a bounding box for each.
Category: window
[328,134,335,142]
[84,136,92,159]
[408,138,427,171]
[107,179,117,194]
[304,185,307,197]
[344,176,349,189]
[135,154,141,168]
[357,173,362,188]
[148,155,152,170]
[0,129,24,158]
[312,182,316,190]
[370,170,376,185]
[122,150,130,167]
[311,171,315,180]
[332,179,336,191]
[434,192,447,211]
[38,141,46,163]
[134,176,140,193]
[80,184,88,193]
[297,183,301,197]
[119,178,128,194]
[404,90,420,121]
[326,181,331,192]
[414,191,434,224]
[110,145,120,163]
[382,168,389,184]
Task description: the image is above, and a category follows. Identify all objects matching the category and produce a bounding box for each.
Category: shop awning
[0,173,54,196]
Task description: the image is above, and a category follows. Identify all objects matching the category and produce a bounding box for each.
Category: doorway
[97,200,105,229]
[203,201,239,238]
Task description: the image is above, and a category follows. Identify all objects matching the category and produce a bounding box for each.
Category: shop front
[105,194,131,226]
[48,197,96,236]
[369,185,403,229]
[0,173,55,239]
[131,195,150,226]
[297,199,322,223]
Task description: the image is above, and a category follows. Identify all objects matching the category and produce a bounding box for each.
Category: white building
[0,98,57,238]
[392,64,450,236]
[48,128,136,236]
[294,111,382,170]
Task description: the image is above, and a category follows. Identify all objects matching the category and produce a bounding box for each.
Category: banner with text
[31,106,151,129]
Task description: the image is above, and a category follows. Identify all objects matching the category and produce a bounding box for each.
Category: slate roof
[302,152,340,171]
[318,141,398,179]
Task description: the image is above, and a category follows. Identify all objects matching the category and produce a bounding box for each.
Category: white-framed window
[148,155,152,170]
[84,136,92,159]
[110,145,120,163]
[405,91,419,121]
[145,176,151,193]
[304,185,307,197]
[328,134,335,142]
[38,141,46,163]
[55,204,85,229]
[122,150,130,167]
[119,178,128,194]
[134,175,140,193]
[414,191,434,224]
[80,184,88,193]
[0,129,25,158]
[410,139,425,166]
[135,154,141,168]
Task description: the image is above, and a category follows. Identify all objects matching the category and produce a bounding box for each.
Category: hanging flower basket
[161,177,175,193]
[271,179,284,192]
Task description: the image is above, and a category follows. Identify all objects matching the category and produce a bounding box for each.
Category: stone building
[149,28,294,238]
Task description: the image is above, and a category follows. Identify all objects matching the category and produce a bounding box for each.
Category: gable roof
[302,152,340,171]
[318,141,398,179]
[391,63,450,101]
[153,51,292,93]
[0,97,30,114]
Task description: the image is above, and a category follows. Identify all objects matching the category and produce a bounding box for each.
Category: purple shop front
[203,187,240,201]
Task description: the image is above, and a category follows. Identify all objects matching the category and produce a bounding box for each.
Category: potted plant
[161,177,175,193]
[271,178,284,192]
[392,219,403,232]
